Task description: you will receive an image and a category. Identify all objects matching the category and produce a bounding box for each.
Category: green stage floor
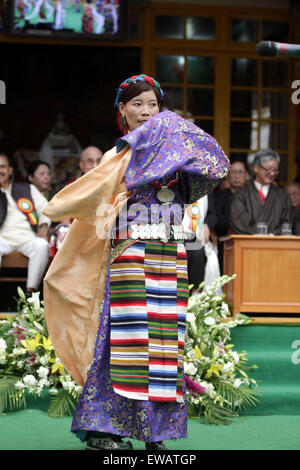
[1,324,300,451]
[0,410,300,450]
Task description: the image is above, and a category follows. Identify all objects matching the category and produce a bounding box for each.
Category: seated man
[230,149,293,235]
[285,181,300,235]
[66,146,103,185]
[49,145,103,257]
[215,160,248,271]
[0,153,51,293]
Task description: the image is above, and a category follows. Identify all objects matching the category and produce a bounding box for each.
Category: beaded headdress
[114,74,164,110]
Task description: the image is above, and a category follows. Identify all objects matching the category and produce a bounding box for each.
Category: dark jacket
[230,180,294,235]
[0,182,38,231]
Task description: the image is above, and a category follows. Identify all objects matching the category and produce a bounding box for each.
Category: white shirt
[254,180,270,199]
[0,184,51,249]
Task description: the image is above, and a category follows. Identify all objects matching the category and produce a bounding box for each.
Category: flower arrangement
[0,276,259,423]
[0,288,82,417]
[184,274,259,424]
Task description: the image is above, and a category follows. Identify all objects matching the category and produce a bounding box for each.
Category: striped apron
[109,240,189,403]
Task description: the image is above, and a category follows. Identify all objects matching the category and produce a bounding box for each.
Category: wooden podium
[223,235,300,320]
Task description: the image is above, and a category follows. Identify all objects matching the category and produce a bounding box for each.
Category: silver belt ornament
[129,223,186,243]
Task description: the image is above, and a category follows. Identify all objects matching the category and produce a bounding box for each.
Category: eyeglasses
[259,164,279,175]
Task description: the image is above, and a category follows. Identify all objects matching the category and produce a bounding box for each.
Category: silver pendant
[156,186,175,204]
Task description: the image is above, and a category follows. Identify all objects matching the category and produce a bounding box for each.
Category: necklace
[151,177,178,204]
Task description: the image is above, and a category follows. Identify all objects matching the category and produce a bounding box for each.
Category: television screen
[9,0,127,39]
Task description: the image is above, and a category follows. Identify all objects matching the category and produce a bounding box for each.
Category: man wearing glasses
[66,146,103,185]
[230,149,293,235]
[49,146,103,257]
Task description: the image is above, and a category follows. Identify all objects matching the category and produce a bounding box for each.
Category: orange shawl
[43,145,132,386]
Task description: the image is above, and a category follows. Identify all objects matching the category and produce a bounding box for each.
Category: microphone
[256,41,300,58]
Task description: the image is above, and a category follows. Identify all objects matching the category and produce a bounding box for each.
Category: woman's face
[119,89,160,131]
[29,164,51,192]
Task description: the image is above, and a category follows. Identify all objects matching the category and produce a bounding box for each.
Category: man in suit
[214,160,248,272]
[230,149,293,235]
[285,181,300,235]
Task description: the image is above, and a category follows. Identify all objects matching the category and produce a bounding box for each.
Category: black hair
[27,160,51,179]
[230,159,249,173]
[0,153,13,167]
[118,81,163,107]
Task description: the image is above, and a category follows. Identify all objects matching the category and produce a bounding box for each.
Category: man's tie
[257,188,266,204]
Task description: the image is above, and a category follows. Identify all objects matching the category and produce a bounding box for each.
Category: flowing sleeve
[43,146,131,223]
[121,110,230,204]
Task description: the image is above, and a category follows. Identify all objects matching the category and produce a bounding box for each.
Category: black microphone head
[256,41,277,57]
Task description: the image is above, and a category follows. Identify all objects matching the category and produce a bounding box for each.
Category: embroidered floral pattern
[122,110,230,203]
[71,275,187,442]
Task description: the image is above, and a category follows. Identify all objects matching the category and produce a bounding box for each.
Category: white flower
[186,349,195,359]
[220,302,229,318]
[221,301,229,312]
[74,385,83,394]
[62,381,74,392]
[40,354,50,366]
[14,347,27,355]
[184,362,198,376]
[23,374,37,387]
[33,321,44,332]
[27,291,40,310]
[231,351,240,364]
[17,360,25,368]
[49,388,59,395]
[199,355,210,363]
[15,380,25,390]
[204,316,215,326]
[186,312,196,322]
[0,338,7,352]
[37,378,50,388]
[205,383,215,397]
[222,362,234,373]
[37,366,49,379]
[233,379,242,389]
[0,339,6,364]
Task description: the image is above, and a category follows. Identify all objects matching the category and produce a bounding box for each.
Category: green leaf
[48,390,77,418]
[17,287,26,300]
[234,313,252,324]
[204,397,237,425]
[0,375,26,415]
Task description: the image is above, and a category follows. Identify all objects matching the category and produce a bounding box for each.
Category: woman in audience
[27,160,52,200]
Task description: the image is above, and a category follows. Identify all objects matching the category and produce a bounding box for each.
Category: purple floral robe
[71,111,229,443]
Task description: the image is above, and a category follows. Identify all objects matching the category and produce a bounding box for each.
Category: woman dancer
[43,74,229,450]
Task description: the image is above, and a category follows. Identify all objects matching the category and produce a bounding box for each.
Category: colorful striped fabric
[109,240,189,403]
